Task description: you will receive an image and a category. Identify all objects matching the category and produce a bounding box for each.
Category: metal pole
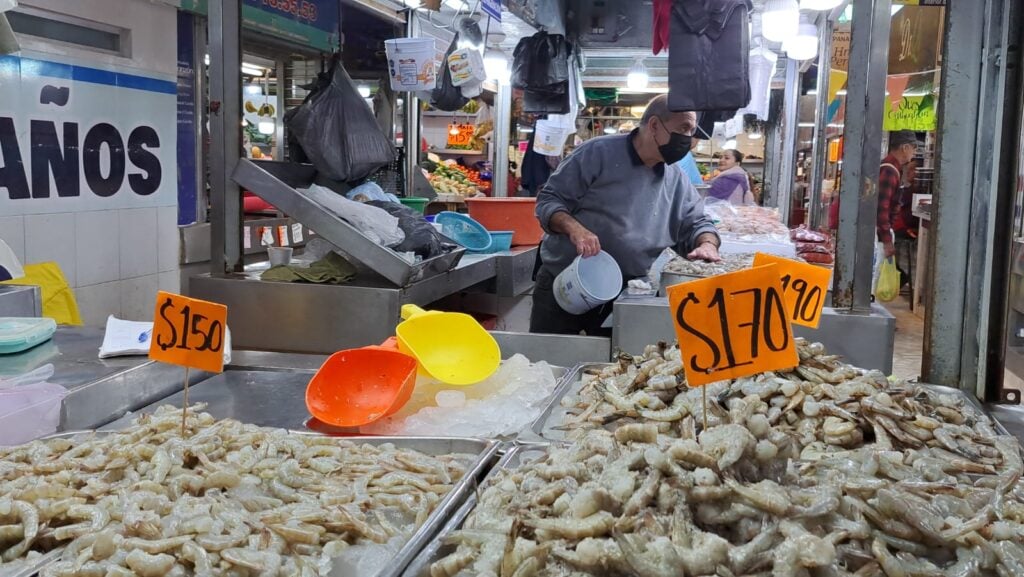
[194,15,207,225]
[922,0,989,387]
[808,18,833,230]
[275,59,286,162]
[492,82,512,197]
[209,0,243,274]
[403,13,420,198]
[832,0,891,311]
[762,90,784,208]
[777,58,800,224]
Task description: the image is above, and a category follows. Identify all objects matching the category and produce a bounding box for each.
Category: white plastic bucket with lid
[554,251,623,314]
[534,119,569,157]
[385,38,438,91]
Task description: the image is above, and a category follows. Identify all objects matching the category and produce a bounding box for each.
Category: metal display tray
[527,363,1014,442]
[7,430,501,577]
[233,159,465,287]
[401,444,550,577]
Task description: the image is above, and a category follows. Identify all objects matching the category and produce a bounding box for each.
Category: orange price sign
[446,123,474,148]
[666,265,799,387]
[149,291,227,373]
[753,253,832,328]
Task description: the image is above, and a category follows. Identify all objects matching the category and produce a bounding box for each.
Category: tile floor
[883,296,924,382]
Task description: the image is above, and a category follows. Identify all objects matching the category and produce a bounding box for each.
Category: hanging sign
[481,0,502,21]
[831,24,851,71]
[883,95,936,131]
[752,253,832,329]
[446,123,475,148]
[149,291,228,373]
[177,0,341,52]
[666,265,799,387]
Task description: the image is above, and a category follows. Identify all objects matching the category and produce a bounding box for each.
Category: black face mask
[656,120,693,165]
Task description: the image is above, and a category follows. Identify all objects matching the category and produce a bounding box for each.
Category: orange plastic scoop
[305,338,418,427]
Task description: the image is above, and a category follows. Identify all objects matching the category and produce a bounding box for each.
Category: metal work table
[190,247,539,353]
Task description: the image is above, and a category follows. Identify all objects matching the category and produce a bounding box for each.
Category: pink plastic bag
[0,364,67,446]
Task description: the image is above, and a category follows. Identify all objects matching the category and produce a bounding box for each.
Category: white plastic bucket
[554,251,623,314]
[385,38,437,91]
[534,119,568,157]
[447,47,486,87]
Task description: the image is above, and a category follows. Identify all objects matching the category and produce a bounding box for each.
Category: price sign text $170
[666,264,799,387]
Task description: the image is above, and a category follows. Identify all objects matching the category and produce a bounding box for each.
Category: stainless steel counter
[0,284,42,317]
[190,247,538,354]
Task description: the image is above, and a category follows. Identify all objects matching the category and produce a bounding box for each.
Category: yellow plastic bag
[0,262,82,325]
[876,257,900,302]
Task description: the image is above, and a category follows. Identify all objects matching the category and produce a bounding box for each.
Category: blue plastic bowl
[434,211,492,252]
[485,231,514,253]
[424,215,436,223]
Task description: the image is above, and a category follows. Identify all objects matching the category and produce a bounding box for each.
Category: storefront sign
[883,95,936,131]
[0,53,176,215]
[752,253,831,328]
[831,24,851,72]
[666,265,799,387]
[177,11,198,226]
[150,291,228,373]
[889,6,942,76]
[481,0,502,21]
[894,0,945,5]
[178,0,340,52]
[446,123,475,148]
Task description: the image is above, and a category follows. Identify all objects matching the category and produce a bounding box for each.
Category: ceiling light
[483,46,510,84]
[798,122,815,127]
[784,16,819,61]
[358,85,371,98]
[241,65,265,77]
[443,0,468,9]
[403,0,420,6]
[749,131,763,140]
[800,0,842,10]
[892,6,903,15]
[519,126,533,133]
[604,126,617,135]
[244,85,262,95]
[626,58,649,90]
[723,139,737,149]
[761,0,799,43]
[449,125,460,136]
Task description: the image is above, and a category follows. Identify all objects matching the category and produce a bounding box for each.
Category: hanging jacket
[653,0,672,55]
[668,0,753,112]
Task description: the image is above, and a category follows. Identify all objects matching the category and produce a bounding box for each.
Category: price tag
[752,253,831,328]
[666,265,799,387]
[446,123,474,148]
[149,291,228,373]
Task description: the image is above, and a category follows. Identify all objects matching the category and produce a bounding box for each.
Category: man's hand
[687,241,721,262]
[884,242,896,258]
[570,227,601,258]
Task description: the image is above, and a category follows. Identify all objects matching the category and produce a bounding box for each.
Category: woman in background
[706,149,754,205]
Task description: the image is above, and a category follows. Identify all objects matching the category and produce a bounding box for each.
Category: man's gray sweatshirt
[535,130,719,280]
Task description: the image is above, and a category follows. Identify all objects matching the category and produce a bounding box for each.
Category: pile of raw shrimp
[707,204,791,239]
[0,405,474,577]
[429,340,1024,577]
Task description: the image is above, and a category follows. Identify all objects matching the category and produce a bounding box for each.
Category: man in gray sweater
[532,94,721,335]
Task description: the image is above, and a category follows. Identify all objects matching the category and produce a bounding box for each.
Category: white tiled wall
[0,208,180,327]
[0,0,181,327]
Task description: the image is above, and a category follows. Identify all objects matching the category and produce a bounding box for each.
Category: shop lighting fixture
[749,131,762,139]
[483,46,510,84]
[799,0,842,10]
[443,0,468,9]
[258,119,275,135]
[244,85,262,95]
[449,125,461,136]
[626,58,649,90]
[604,126,617,135]
[520,126,534,133]
[358,85,371,98]
[723,139,738,149]
[241,65,265,76]
[761,0,799,43]
[798,122,815,127]
[783,16,818,61]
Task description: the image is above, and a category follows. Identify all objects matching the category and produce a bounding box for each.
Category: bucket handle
[400,304,442,321]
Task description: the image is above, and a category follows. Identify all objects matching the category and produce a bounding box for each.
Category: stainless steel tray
[234,159,465,287]
[6,430,501,577]
[400,444,549,577]
[527,362,613,442]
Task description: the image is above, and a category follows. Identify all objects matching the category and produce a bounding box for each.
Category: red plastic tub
[464,197,544,246]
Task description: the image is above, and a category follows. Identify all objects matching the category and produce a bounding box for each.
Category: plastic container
[447,47,486,86]
[424,215,437,223]
[465,197,544,245]
[399,196,430,214]
[385,37,438,91]
[486,231,514,253]
[396,305,500,385]
[267,246,293,267]
[534,119,569,156]
[0,317,57,355]
[435,211,492,252]
[0,364,66,446]
[553,251,623,314]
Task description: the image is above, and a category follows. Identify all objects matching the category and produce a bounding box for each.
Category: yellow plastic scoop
[396,304,500,385]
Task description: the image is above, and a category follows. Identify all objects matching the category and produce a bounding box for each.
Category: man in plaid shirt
[873,131,920,292]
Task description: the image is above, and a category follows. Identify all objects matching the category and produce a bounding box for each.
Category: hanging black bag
[668,0,752,112]
[431,35,470,112]
[511,31,570,94]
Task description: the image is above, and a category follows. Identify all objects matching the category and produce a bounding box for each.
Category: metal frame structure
[492,83,512,198]
[403,12,421,198]
[832,0,892,311]
[776,58,800,225]
[807,17,833,230]
[208,0,244,275]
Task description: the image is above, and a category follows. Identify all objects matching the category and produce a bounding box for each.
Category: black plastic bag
[668,0,752,112]
[367,201,448,259]
[431,36,469,112]
[511,32,570,93]
[523,89,569,114]
[287,57,396,182]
